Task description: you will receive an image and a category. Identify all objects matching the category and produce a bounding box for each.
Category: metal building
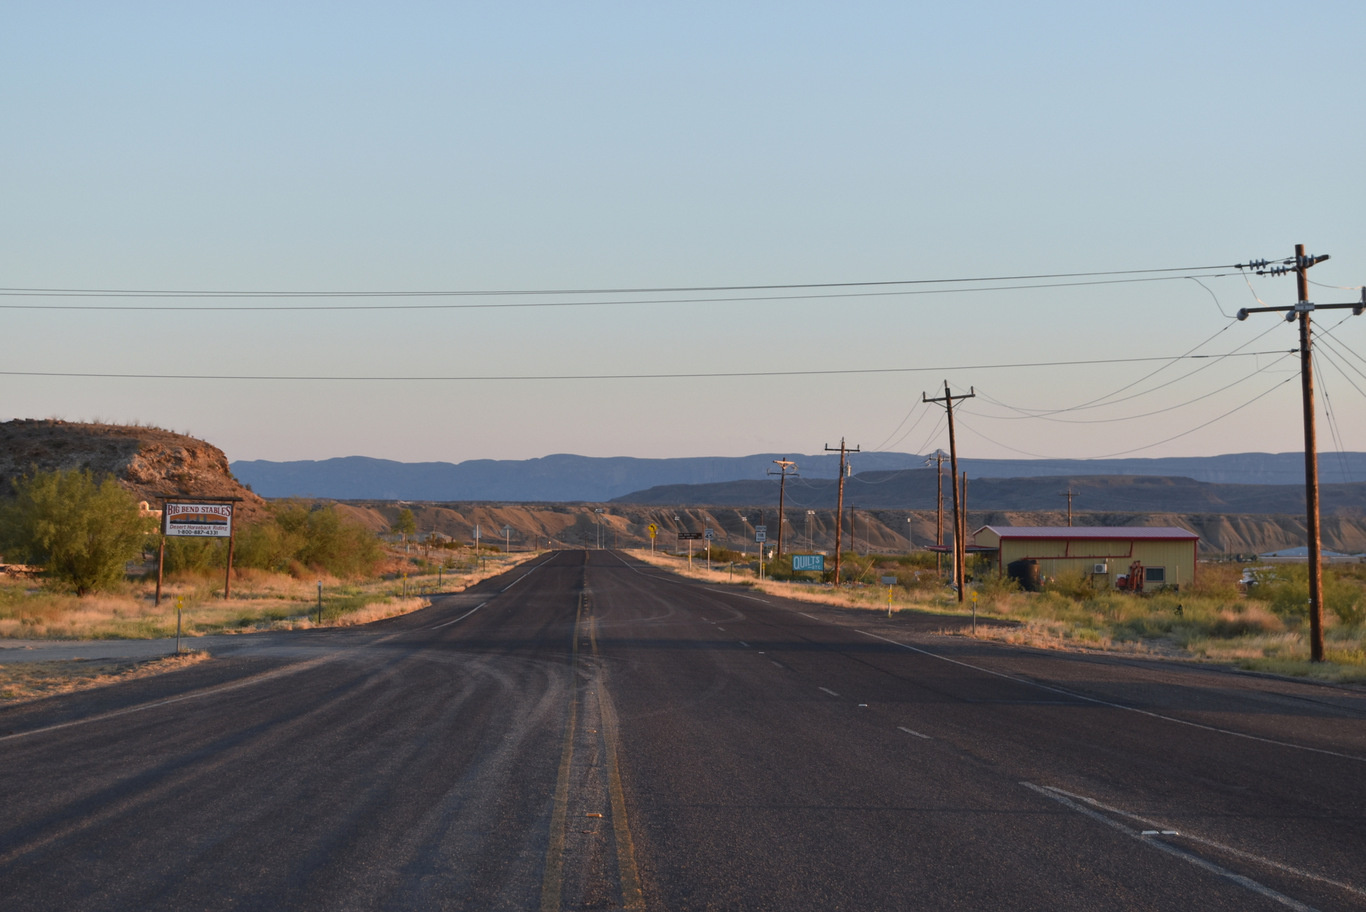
[971,525,1200,591]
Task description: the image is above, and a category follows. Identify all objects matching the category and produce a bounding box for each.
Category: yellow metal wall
[994,537,1196,588]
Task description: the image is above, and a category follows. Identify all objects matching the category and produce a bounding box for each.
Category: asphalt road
[2,550,1364,911]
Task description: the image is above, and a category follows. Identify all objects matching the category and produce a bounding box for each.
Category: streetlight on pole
[806,510,815,552]
[907,516,913,553]
[594,508,604,550]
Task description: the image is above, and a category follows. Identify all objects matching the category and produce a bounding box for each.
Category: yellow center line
[591,613,646,911]
[540,592,583,912]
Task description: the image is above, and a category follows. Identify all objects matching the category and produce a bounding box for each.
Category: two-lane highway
[3,550,1364,910]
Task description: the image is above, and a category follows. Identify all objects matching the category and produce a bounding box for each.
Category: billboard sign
[792,554,824,572]
[164,502,233,538]
[678,531,703,540]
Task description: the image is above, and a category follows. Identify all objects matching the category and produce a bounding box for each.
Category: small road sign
[648,523,658,539]
[704,529,715,541]
[678,531,703,540]
[754,530,767,543]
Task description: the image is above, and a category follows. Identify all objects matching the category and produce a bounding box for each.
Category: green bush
[163,536,226,574]
[232,502,383,578]
[1041,570,1097,601]
[0,468,153,595]
[1254,565,1364,625]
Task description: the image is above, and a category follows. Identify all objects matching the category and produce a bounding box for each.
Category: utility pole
[824,438,860,586]
[1062,488,1074,526]
[960,471,969,571]
[769,459,798,559]
[1237,245,1361,662]
[926,452,946,578]
[924,383,975,603]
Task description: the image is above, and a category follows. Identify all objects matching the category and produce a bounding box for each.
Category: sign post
[704,528,714,571]
[160,499,239,603]
[649,522,658,554]
[755,526,767,580]
[678,531,702,569]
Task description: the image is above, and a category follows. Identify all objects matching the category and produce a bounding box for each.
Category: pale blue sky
[3,2,1363,466]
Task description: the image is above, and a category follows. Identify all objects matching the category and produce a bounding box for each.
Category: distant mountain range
[231,451,1366,505]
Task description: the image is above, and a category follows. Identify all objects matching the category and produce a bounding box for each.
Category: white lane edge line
[431,602,487,629]
[500,553,555,591]
[1041,785,1366,902]
[819,687,839,697]
[738,641,750,648]
[854,628,1366,764]
[1021,782,1320,911]
[897,726,932,740]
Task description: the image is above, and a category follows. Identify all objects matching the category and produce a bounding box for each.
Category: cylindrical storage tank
[1007,558,1041,592]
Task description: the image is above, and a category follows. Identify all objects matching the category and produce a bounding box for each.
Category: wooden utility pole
[1236,244,1362,662]
[927,452,945,577]
[1063,488,1074,526]
[769,459,798,559]
[824,438,860,585]
[1297,246,1326,663]
[960,471,969,572]
[924,383,975,603]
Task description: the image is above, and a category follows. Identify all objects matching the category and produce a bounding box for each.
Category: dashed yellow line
[542,589,645,911]
[540,592,583,912]
[592,612,645,910]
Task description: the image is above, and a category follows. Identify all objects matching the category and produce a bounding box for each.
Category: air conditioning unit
[1092,563,1108,574]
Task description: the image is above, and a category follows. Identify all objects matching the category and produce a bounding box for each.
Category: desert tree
[0,467,153,595]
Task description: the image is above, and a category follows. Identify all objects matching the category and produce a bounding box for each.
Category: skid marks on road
[542,587,644,912]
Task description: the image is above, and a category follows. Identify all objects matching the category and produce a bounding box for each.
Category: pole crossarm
[1238,295,1364,322]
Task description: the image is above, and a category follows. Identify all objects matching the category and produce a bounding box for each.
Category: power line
[0,274,1243,312]
[0,263,1241,300]
[969,351,1297,425]
[956,372,1298,460]
[966,320,1271,419]
[0,350,1287,383]
[1313,352,1355,486]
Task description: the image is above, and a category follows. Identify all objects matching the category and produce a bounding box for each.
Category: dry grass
[0,650,211,704]
[0,549,542,640]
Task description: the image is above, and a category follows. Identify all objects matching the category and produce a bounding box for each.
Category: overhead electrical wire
[1315,333,1366,386]
[969,351,1297,426]
[0,263,1241,298]
[1316,318,1366,375]
[0,350,1288,383]
[959,320,1280,419]
[0,271,1244,312]
[1312,350,1357,485]
[956,372,1298,460]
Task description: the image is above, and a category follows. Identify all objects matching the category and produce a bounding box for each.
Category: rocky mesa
[0,419,267,520]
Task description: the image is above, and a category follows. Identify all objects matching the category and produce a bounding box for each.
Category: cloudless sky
[3,2,1363,467]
